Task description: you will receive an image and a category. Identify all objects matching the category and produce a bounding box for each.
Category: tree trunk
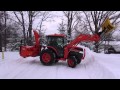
[21,12,26,46]
[67,16,72,42]
[4,11,7,51]
[28,19,33,45]
[23,25,26,45]
[28,11,33,46]
[4,28,6,51]
[0,33,2,52]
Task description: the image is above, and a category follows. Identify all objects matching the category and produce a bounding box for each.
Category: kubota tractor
[20,30,101,68]
[19,18,115,68]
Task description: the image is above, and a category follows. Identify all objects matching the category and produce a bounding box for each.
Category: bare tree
[3,11,8,51]
[57,19,66,34]
[35,11,53,34]
[76,11,120,52]
[13,11,41,45]
[0,17,2,51]
[27,11,41,45]
[0,11,5,52]
[63,11,78,41]
[33,11,53,45]
[82,11,120,34]
[27,11,34,45]
[13,11,27,45]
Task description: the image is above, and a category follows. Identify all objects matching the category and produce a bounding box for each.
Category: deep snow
[0,47,120,79]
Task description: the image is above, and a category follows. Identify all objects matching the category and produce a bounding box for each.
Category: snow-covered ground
[0,48,120,79]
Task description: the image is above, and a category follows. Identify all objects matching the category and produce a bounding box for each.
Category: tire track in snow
[68,48,116,79]
[0,58,25,78]
[82,51,116,79]
[55,61,90,79]
[0,58,38,79]
[11,59,56,79]
[94,53,120,78]
[7,59,42,79]
[0,50,117,79]
[11,59,41,79]
[83,60,115,79]
[36,64,58,79]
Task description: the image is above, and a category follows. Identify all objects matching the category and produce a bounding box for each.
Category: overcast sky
[33,11,65,35]
[9,11,65,35]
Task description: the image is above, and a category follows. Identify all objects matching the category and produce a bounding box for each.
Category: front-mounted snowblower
[19,17,115,68]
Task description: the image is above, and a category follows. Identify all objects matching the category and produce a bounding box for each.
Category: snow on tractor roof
[47,34,66,37]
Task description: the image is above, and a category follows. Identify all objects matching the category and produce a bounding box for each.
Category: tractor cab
[46,34,67,57]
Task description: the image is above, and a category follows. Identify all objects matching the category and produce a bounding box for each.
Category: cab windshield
[47,36,65,47]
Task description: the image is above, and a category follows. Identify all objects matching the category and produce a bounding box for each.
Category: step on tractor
[19,18,115,68]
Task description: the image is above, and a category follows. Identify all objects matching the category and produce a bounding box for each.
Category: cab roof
[47,34,66,37]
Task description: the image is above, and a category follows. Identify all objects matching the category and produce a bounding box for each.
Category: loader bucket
[102,18,115,33]
[96,18,115,46]
[98,18,115,40]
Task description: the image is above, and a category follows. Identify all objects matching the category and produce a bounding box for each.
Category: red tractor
[20,30,101,68]
[19,18,115,68]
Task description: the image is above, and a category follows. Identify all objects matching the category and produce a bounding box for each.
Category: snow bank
[77,45,95,64]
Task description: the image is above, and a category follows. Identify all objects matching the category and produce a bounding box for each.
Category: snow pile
[77,45,95,64]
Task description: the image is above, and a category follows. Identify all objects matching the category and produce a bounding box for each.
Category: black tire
[55,60,59,63]
[67,56,77,68]
[75,53,82,64]
[40,49,55,65]
[50,50,58,63]
[69,51,82,64]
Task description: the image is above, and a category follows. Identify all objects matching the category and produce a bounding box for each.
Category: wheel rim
[68,59,74,67]
[42,53,51,63]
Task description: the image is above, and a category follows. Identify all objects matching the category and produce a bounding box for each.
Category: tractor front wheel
[40,49,55,65]
[75,53,82,64]
[67,56,77,68]
[55,60,59,63]
[69,51,82,64]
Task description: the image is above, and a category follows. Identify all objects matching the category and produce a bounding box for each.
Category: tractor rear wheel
[67,56,77,68]
[40,49,55,65]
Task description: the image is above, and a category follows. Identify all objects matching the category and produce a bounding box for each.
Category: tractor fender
[70,46,83,51]
[69,47,83,54]
[68,48,80,56]
[68,47,84,59]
